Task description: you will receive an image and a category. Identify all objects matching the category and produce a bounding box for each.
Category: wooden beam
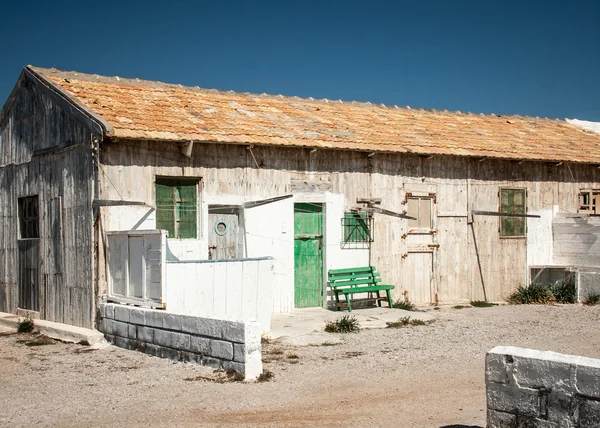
[93,200,152,208]
[243,194,293,209]
[351,206,416,220]
[471,210,541,219]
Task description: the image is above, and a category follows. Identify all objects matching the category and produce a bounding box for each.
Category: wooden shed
[2,65,600,328]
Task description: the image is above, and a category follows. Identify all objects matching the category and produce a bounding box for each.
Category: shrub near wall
[98,303,262,380]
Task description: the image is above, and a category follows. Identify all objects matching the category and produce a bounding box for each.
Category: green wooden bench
[328,266,394,312]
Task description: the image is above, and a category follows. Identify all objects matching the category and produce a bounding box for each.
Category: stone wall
[486,346,600,427]
[98,303,262,380]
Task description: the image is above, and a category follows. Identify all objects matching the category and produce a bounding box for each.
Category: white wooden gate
[106,230,166,308]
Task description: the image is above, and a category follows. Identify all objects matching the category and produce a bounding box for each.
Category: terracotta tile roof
[29,66,600,164]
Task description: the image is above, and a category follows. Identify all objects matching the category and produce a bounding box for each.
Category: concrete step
[0,312,106,346]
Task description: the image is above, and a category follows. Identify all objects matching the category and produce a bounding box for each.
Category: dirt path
[1,305,599,427]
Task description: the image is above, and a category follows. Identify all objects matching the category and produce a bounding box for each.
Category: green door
[294,203,324,308]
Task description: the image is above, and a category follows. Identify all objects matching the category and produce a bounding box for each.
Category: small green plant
[548,281,577,304]
[386,316,429,328]
[470,301,497,308]
[257,370,274,382]
[392,300,416,311]
[508,283,555,305]
[287,351,299,359]
[452,305,471,310]
[584,294,600,305]
[324,315,360,333]
[17,315,34,333]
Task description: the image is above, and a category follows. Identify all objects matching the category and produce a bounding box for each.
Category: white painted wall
[102,190,369,313]
[165,258,274,333]
[527,207,556,268]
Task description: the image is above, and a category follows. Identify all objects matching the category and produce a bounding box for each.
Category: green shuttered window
[155,178,198,239]
[342,212,373,243]
[500,188,526,237]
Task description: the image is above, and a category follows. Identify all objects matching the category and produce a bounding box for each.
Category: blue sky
[1,0,599,120]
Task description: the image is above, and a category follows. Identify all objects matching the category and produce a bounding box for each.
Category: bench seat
[328,266,395,312]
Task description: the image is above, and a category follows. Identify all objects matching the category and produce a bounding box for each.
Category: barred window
[155,178,199,239]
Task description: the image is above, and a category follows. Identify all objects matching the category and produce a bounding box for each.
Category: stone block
[114,305,131,323]
[129,308,146,326]
[180,351,203,365]
[202,356,223,369]
[170,332,191,351]
[114,336,135,350]
[514,357,575,393]
[105,304,115,320]
[575,358,600,399]
[222,320,245,343]
[144,343,161,358]
[487,409,517,428]
[137,326,155,343]
[486,352,509,384]
[144,310,164,328]
[576,397,600,427]
[234,344,246,363]
[104,334,116,345]
[153,329,173,348]
[128,324,137,339]
[210,340,234,360]
[546,391,575,424]
[189,336,211,355]
[101,319,128,338]
[99,304,106,319]
[157,346,181,361]
[487,382,541,417]
[162,313,183,331]
[222,360,245,377]
[181,316,222,338]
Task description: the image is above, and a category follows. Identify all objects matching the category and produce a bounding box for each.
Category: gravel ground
[1,304,600,428]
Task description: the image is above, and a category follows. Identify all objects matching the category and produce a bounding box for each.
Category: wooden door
[405,196,437,304]
[294,203,323,308]
[208,207,241,260]
[18,239,40,311]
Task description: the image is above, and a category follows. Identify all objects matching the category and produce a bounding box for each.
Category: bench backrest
[328,266,381,289]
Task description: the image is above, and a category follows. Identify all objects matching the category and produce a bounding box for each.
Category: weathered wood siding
[97,140,600,305]
[0,73,97,328]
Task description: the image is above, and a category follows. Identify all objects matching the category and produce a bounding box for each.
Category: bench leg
[334,291,341,311]
[386,290,393,308]
[376,291,382,307]
[346,295,353,312]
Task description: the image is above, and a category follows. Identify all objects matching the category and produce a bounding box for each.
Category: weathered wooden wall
[0,72,97,328]
[98,140,600,305]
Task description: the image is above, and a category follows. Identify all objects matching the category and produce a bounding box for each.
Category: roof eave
[25,65,115,137]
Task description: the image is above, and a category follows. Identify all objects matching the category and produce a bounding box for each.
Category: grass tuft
[470,301,498,308]
[392,300,416,311]
[584,294,600,306]
[257,370,274,382]
[386,316,429,328]
[324,315,360,333]
[17,316,34,333]
[452,305,471,310]
[508,281,578,305]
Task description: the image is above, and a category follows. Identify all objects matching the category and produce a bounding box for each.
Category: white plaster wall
[165,258,274,333]
[244,197,294,313]
[527,207,556,268]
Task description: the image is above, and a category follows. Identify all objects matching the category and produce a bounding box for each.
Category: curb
[0,312,106,346]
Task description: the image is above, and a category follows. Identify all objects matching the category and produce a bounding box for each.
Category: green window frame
[500,188,526,237]
[155,177,199,239]
[342,212,373,243]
